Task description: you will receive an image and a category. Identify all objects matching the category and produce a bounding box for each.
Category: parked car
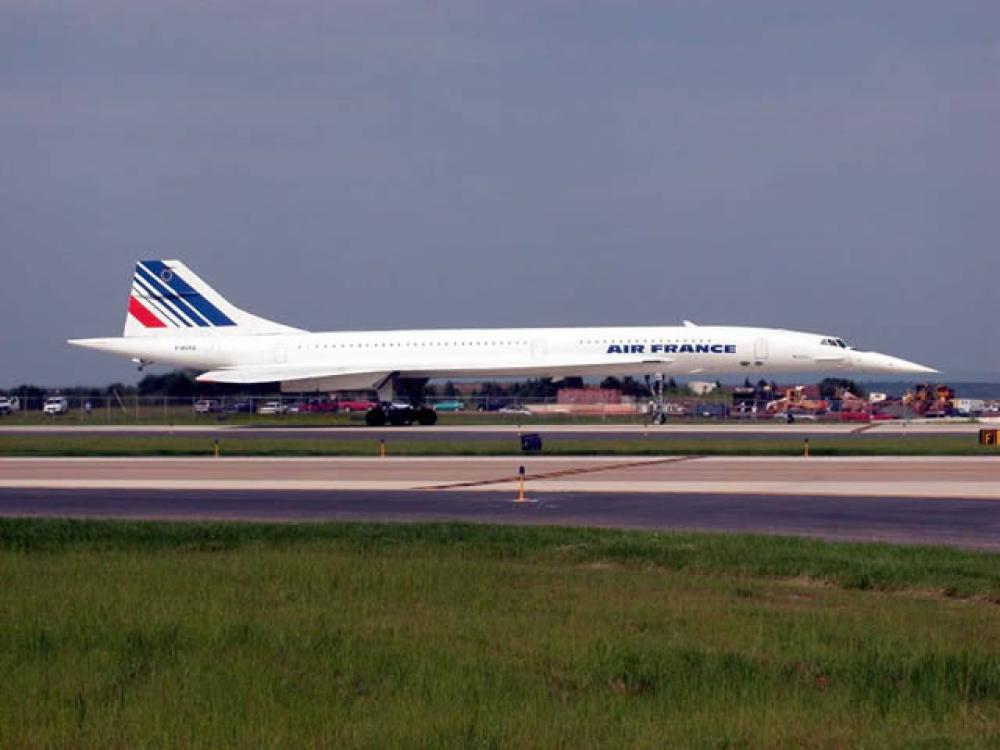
[696,403,729,419]
[659,402,688,416]
[226,401,255,414]
[773,412,818,423]
[0,396,21,415]
[193,399,221,414]
[477,398,510,412]
[256,400,287,415]
[333,398,377,413]
[43,396,70,415]
[432,399,465,412]
[498,403,532,416]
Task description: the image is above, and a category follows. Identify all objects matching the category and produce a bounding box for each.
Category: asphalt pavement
[1,487,997,549]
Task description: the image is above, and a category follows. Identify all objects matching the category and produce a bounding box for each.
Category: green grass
[0,433,996,456]
[1,520,999,748]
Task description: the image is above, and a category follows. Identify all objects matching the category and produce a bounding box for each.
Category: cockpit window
[821,337,850,348]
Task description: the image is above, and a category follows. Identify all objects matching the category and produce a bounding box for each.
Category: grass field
[0,433,996,457]
[1,519,999,748]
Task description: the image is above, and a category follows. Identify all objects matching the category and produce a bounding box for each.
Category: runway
[1,487,997,549]
[2,455,998,497]
[0,456,1000,500]
[1,456,998,548]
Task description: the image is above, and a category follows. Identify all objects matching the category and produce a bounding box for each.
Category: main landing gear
[364,403,438,427]
[364,375,438,426]
[646,373,668,425]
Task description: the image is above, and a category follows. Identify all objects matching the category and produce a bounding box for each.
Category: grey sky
[2,1,997,385]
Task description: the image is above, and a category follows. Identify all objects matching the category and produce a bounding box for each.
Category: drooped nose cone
[853,351,938,375]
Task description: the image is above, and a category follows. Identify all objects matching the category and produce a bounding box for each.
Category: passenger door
[753,337,769,360]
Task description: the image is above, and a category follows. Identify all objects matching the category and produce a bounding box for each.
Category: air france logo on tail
[128,261,236,328]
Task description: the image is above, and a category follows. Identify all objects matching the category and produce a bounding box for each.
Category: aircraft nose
[885,355,938,374]
[907,362,938,374]
[856,351,938,374]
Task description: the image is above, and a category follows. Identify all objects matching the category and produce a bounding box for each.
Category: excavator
[903,384,955,417]
[765,386,829,416]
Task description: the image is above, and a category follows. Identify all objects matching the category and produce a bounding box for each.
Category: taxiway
[1,455,998,549]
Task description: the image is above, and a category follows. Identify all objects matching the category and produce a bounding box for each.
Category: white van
[0,396,20,414]
[43,396,70,415]
[193,399,221,414]
[256,400,287,415]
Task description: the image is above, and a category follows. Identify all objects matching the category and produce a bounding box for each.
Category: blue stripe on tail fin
[136,260,236,327]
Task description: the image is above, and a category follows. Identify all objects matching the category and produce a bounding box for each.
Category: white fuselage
[70,259,938,399]
[74,324,934,385]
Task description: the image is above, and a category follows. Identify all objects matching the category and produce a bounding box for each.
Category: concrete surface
[1,456,998,499]
[0,486,997,549]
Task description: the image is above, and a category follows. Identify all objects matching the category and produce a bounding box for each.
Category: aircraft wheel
[415,407,438,426]
[365,408,387,427]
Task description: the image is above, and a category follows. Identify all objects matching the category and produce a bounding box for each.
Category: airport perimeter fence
[0,394,742,423]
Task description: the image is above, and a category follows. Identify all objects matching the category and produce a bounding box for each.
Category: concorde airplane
[69,260,936,425]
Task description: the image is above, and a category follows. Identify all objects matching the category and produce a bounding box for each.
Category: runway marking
[417,455,702,490]
[2,456,998,501]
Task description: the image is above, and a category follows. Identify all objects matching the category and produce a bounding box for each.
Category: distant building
[953,398,986,416]
[687,381,718,396]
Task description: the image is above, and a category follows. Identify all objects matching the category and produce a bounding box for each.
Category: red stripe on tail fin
[128,296,166,328]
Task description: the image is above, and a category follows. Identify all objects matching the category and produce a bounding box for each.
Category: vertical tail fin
[124,260,301,337]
